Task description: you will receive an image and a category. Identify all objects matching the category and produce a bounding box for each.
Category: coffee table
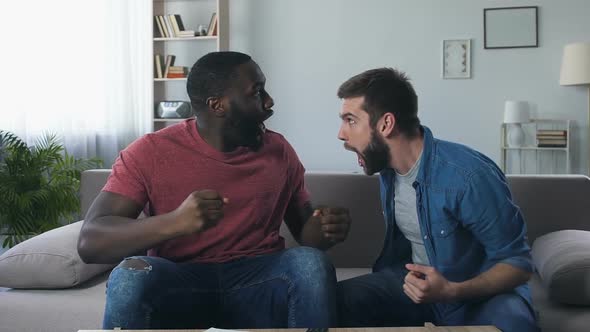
[80,326,500,332]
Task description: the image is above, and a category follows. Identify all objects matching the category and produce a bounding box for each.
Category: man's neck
[196,117,238,152]
[388,132,424,175]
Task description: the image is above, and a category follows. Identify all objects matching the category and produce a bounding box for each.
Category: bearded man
[78,52,351,330]
[335,68,539,332]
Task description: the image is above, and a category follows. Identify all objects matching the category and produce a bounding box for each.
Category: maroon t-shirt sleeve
[102,136,151,207]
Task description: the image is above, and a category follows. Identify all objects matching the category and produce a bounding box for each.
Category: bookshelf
[500,119,571,174]
[151,0,229,132]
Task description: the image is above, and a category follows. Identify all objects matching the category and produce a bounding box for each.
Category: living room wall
[229,0,590,174]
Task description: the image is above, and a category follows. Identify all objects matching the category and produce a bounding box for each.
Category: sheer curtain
[0,0,152,166]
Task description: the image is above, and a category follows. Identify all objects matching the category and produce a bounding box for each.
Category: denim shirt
[374,126,533,305]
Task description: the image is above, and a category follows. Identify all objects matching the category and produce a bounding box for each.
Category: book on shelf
[538,139,567,145]
[177,31,196,37]
[166,66,187,78]
[174,14,186,31]
[154,16,164,38]
[154,54,163,78]
[167,73,187,79]
[154,15,196,38]
[207,13,218,36]
[157,15,169,37]
[536,135,567,140]
[538,144,567,148]
[163,55,176,78]
[536,129,567,136]
[168,66,187,73]
[168,14,182,37]
[163,15,175,38]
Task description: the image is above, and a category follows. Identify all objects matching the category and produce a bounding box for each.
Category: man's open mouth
[357,153,365,168]
[343,144,366,169]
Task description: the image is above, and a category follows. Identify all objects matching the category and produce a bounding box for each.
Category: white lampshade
[560,42,590,86]
[504,101,530,124]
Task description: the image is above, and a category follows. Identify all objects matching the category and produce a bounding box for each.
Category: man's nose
[264,94,274,110]
[337,125,347,141]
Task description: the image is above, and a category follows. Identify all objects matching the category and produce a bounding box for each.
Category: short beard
[362,131,391,175]
[225,103,265,150]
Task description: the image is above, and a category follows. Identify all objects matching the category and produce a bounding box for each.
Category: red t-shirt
[103,118,310,263]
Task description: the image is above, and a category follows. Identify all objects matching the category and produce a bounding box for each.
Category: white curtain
[0,0,152,166]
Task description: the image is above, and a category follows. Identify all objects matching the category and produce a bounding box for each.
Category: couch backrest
[506,175,590,243]
[81,169,111,216]
[282,172,384,268]
[80,170,590,268]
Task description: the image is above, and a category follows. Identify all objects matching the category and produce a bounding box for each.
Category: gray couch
[1,170,589,332]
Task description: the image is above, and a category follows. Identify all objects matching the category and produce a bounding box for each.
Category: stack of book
[154,54,188,79]
[154,14,196,38]
[167,66,188,79]
[537,129,567,148]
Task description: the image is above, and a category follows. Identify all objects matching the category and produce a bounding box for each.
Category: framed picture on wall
[441,39,471,79]
[484,6,538,49]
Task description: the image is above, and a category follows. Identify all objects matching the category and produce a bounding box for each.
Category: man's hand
[313,207,351,244]
[171,190,228,236]
[403,263,457,304]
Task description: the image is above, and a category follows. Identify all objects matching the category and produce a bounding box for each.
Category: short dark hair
[337,68,420,137]
[187,51,252,111]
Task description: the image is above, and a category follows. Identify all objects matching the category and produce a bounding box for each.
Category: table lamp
[560,42,590,173]
[504,100,530,147]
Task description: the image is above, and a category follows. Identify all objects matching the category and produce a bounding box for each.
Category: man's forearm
[450,263,532,301]
[78,213,181,264]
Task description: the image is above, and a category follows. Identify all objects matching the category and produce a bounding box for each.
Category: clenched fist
[171,190,228,235]
[314,207,351,243]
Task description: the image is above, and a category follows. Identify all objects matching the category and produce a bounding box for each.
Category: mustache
[343,143,368,161]
[261,109,274,122]
[232,109,274,127]
[343,143,358,154]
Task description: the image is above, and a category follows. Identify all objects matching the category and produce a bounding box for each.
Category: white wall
[229,0,590,174]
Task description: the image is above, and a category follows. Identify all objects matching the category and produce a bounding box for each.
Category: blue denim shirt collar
[380,125,432,187]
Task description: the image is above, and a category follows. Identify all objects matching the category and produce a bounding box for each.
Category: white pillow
[0,221,115,289]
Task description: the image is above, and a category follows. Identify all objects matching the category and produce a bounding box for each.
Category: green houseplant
[0,131,102,248]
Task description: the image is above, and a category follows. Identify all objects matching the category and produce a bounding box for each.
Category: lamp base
[507,124,526,147]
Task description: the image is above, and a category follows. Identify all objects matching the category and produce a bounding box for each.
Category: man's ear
[206,97,226,117]
[378,113,396,137]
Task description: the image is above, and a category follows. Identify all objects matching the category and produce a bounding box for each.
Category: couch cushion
[532,230,590,305]
[0,221,115,289]
[529,273,590,332]
[0,272,108,331]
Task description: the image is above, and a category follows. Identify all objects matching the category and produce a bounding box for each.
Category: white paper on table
[205,328,249,332]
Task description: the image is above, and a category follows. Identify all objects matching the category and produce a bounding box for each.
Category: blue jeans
[103,247,337,329]
[337,265,539,331]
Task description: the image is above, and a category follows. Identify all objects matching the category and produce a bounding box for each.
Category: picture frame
[484,6,538,49]
[442,39,471,79]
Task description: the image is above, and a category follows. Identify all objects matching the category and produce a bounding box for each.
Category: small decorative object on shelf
[503,100,530,147]
[501,119,571,174]
[155,101,192,119]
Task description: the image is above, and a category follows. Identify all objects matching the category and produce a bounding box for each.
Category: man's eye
[254,90,262,97]
[347,118,356,125]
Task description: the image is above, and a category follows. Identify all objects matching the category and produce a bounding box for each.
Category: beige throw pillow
[0,221,114,289]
